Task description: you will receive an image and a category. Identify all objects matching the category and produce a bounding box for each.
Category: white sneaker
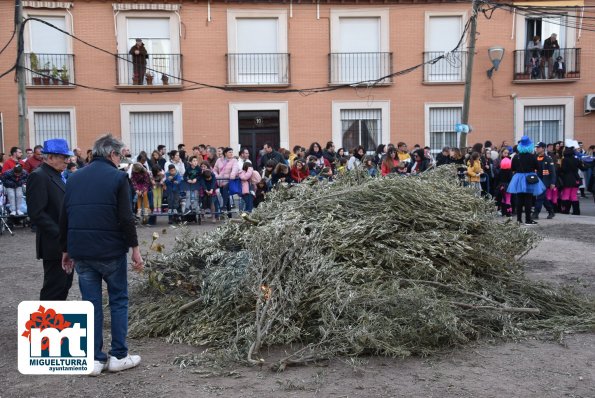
[107,354,141,372]
[9,211,16,216]
[16,210,24,216]
[89,360,107,376]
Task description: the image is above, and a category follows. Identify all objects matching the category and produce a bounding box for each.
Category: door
[238,111,280,166]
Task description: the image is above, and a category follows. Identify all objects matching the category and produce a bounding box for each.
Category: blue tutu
[507,173,546,196]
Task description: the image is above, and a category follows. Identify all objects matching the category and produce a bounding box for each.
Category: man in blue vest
[59,134,144,376]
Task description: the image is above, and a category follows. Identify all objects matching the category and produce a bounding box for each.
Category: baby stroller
[0,181,13,235]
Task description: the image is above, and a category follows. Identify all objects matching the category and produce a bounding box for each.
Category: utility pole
[16,0,27,150]
[460,0,479,150]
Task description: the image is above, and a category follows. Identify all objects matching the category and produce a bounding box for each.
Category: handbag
[525,174,539,184]
[228,178,242,196]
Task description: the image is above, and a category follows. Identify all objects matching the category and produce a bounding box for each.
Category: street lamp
[486,47,505,79]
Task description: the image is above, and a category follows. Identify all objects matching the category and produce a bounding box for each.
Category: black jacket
[259,150,285,170]
[559,154,582,188]
[543,37,560,59]
[26,163,65,260]
[60,158,138,260]
[512,153,539,173]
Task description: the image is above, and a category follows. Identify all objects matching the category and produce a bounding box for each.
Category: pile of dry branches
[130,167,595,370]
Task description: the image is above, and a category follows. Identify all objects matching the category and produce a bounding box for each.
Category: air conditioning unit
[585,94,595,112]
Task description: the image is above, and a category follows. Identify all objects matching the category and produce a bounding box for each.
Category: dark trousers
[516,193,533,223]
[40,259,73,300]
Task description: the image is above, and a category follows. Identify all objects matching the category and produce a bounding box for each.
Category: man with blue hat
[26,138,73,300]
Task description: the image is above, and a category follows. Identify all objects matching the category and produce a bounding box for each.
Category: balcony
[226,53,290,86]
[329,52,393,85]
[116,54,182,87]
[513,48,580,82]
[423,51,468,83]
[25,53,75,87]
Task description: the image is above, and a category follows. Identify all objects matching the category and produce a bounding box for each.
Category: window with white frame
[129,112,174,155]
[340,109,382,152]
[116,12,181,85]
[330,10,390,84]
[25,13,74,85]
[523,105,565,144]
[514,11,578,79]
[227,10,288,85]
[428,107,461,155]
[32,112,72,146]
[425,15,465,82]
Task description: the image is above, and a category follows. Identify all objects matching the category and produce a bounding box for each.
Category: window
[332,101,390,152]
[514,10,579,80]
[523,106,565,144]
[129,112,174,155]
[24,11,74,86]
[28,110,75,146]
[514,97,574,143]
[120,104,183,156]
[428,107,461,155]
[340,109,381,152]
[116,12,181,86]
[424,14,466,82]
[0,112,4,153]
[329,10,391,84]
[227,10,289,85]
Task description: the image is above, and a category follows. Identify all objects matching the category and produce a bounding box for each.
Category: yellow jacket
[467,160,482,182]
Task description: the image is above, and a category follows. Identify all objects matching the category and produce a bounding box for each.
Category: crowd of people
[1,137,594,225]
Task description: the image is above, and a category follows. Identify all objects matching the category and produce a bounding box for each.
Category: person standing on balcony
[129,38,148,85]
[543,33,560,79]
[526,35,543,79]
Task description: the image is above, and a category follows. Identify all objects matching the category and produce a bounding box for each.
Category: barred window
[523,105,565,144]
[129,112,174,156]
[33,112,71,146]
[340,109,381,152]
[429,107,461,155]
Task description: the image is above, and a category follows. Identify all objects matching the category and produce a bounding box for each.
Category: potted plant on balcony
[145,71,154,85]
[29,52,42,85]
[161,73,169,85]
[51,66,60,85]
[40,61,51,85]
[59,65,69,85]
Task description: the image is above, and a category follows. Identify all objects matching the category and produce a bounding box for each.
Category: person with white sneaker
[59,134,144,376]
[26,139,74,300]
[1,163,28,215]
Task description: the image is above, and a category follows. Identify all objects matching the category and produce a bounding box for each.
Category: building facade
[0,0,593,159]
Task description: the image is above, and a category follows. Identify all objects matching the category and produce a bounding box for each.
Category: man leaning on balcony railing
[543,33,560,79]
[129,39,148,85]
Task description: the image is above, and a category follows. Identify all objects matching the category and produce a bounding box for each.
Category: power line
[13,15,471,95]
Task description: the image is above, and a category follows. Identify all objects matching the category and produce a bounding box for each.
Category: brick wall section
[0,1,593,152]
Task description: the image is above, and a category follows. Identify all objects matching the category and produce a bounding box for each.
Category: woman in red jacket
[290,158,309,182]
[381,148,399,176]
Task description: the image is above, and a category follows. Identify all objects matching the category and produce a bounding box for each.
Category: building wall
[0,0,593,153]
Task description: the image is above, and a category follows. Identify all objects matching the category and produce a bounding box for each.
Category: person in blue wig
[507,135,546,225]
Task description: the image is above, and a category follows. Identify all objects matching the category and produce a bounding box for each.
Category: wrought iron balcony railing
[328,52,393,85]
[116,53,182,86]
[25,53,75,86]
[423,51,468,83]
[226,53,290,85]
[513,48,580,81]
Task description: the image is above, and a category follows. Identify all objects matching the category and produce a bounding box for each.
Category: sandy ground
[1,195,594,398]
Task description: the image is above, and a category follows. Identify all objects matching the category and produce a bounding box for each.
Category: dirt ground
[1,196,595,398]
